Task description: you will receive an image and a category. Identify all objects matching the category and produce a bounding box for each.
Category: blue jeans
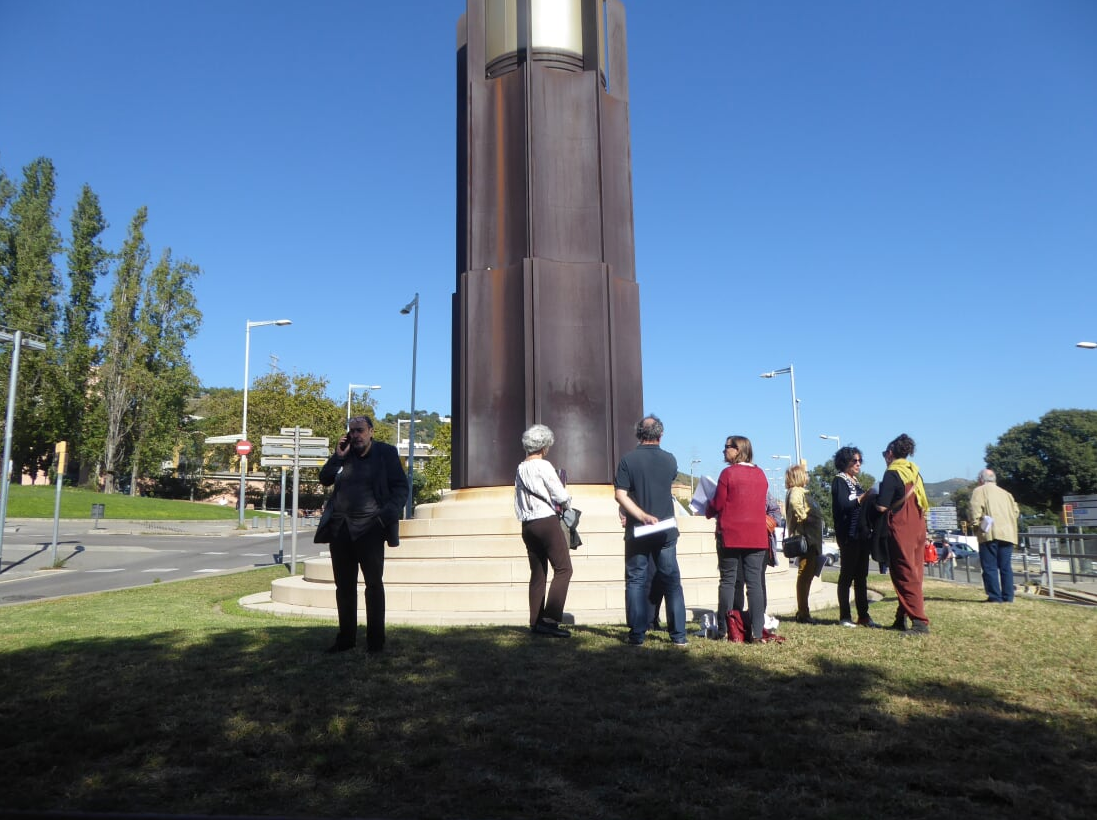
[626,537,686,644]
[979,540,1015,602]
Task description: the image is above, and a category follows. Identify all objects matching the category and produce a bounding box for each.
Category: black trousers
[329,522,387,652]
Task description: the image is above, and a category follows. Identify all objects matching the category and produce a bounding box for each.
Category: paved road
[0,519,323,606]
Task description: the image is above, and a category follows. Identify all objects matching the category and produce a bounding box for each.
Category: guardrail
[922,530,1097,602]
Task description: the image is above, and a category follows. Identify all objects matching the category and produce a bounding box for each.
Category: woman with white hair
[514,424,574,637]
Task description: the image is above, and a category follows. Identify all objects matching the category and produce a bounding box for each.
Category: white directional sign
[261,445,331,458]
[262,435,329,448]
[260,432,330,470]
[280,427,313,436]
[261,456,327,468]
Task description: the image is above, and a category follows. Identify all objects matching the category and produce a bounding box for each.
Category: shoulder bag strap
[516,467,558,511]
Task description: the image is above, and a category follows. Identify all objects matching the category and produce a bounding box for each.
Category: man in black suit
[318,415,409,654]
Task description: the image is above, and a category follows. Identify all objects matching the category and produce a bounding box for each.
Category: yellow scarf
[888,458,929,513]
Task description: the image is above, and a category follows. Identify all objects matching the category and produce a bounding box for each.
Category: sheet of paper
[634,517,677,538]
[688,475,718,515]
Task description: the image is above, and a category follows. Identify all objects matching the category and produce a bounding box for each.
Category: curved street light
[820,433,840,453]
[240,319,292,526]
[1077,342,1097,349]
[347,383,381,429]
[760,365,802,465]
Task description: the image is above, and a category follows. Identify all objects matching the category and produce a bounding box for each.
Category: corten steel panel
[468,70,530,270]
[526,259,614,480]
[528,66,603,262]
[459,266,528,488]
[454,0,643,489]
[608,274,643,472]
[606,1,629,102]
[599,93,635,280]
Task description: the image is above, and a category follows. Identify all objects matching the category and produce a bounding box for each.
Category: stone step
[244,486,842,627]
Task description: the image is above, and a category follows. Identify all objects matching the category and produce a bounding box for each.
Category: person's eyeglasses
[852,458,862,464]
[724,444,737,450]
[882,450,889,458]
[348,428,367,433]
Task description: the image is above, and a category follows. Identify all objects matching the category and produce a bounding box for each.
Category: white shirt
[514,459,571,522]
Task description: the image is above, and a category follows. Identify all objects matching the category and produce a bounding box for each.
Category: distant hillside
[924,478,971,503]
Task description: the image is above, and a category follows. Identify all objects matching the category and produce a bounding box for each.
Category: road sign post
[260,427,329,575]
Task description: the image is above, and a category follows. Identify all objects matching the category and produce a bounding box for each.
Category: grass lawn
[0,571,1095,819]
[4,484,278,520]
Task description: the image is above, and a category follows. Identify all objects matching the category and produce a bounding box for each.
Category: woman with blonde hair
[785,463,824,624]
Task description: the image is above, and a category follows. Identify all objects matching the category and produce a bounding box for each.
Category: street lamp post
[820,433,840,454]
[760,365,802,465]
[347,383,381,429]
[240,319,292,527]
[400,293,419,519]
[0,328,48,567]
[765,466,787,497]
[690,458,701,495]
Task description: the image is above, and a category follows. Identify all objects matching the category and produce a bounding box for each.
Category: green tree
[95,207,149,493]
[60,184,110,480]
[0,158,63,481]
[0,162,15,288]
[984,409,1097,514]
[128,251,202,494]
[188,387,242,472]
[419,422,452,503]
[247,371,345,444]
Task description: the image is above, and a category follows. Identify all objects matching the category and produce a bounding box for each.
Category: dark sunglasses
[851,457,862,463]
[724,444,737,450]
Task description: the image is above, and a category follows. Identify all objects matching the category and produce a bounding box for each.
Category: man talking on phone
[318,415,409,654]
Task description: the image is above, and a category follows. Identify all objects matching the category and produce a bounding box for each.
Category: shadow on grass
[1,598,1096,820]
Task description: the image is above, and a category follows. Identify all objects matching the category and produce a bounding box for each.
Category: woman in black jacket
[830,446,878,628]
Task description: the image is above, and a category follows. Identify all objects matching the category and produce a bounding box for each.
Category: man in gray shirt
[614,415,687,647]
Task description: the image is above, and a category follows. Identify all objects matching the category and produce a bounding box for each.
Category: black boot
[902,619,930,637]
[889,610,908,631]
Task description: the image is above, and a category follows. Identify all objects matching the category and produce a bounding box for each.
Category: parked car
[821,542,840,566]
[950,544,977,560]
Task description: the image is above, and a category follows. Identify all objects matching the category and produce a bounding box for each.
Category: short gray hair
[636,414,664,442]
[521,424,555,454]
[979,468,997,484]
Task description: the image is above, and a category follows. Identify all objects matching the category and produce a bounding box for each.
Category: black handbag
[782,534,808,558]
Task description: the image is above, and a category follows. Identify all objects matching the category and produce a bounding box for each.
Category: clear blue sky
[3,1,1095,486]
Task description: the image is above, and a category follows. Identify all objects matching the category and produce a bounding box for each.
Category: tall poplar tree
[128,250,201,493]
[96,207,148,493]
[0,163,15,293]
[61,184,110,479]
[0,158,62,481]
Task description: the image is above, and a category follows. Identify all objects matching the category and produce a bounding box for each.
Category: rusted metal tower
[454,0,643,488]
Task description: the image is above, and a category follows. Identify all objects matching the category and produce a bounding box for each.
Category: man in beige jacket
[969,469,1020,603]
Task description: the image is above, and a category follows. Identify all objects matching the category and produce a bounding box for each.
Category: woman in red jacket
[706,435,770,642]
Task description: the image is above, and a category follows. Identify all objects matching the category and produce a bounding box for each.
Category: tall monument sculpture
[454,0,644,489]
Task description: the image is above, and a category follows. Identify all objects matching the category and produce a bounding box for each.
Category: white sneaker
[839,619,857,628]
